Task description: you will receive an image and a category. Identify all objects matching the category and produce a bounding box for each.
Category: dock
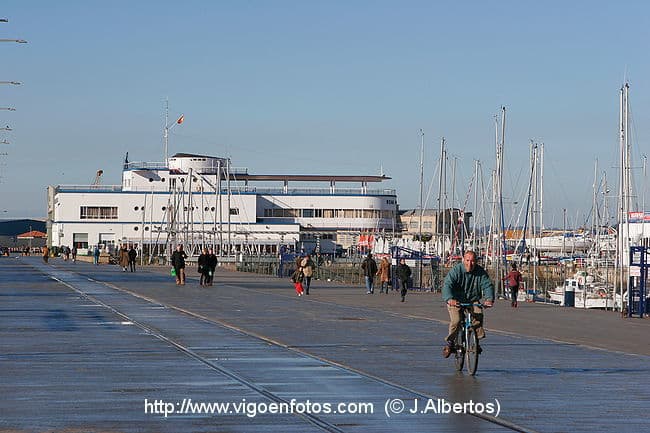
[1,256,648,432]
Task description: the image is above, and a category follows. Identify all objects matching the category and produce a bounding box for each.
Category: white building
[47,153,398,257]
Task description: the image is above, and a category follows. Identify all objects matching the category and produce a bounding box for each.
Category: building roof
[230,174,391,183]
[16,230,47,239]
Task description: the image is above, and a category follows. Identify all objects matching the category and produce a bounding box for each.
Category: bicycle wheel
[453,330,465,371]
[465,326,479,375]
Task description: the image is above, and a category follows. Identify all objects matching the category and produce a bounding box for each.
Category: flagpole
[163,99,184,166]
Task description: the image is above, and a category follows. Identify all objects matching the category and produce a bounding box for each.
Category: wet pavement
[1,256,649,432]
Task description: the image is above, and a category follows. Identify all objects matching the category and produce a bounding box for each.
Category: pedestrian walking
[300,254,315,295]
[170,244,187,285]
[71,246,77,262]
[118,245,129,272]
[128,245,137,272]
[396,258,412,302]
[361,253,378,294]
[504,263,523,308]
[207,248,218,286]
[291,266,304,296]
[64,246,71,261]
[197,248,211,286]
[42,246,49,263]
[93,245,100,265]
[377,256,391,293]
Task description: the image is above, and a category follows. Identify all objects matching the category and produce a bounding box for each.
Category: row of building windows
[301,233,335,240]
[263,208,394,219]
[80,206,239,219]
[80,206,118,220]
[409,221,433,229]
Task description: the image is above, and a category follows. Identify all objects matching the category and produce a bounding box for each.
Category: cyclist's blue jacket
[442,262,495,303]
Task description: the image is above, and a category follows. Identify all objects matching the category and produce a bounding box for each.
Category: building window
[423,221,432,229]
[409,221,418,228]
[230,208,239,215]
[73,233,88,249]
[80,206,118,220]
[302,209,314,218]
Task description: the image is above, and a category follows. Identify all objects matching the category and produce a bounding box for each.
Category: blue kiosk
[628,246,648,318]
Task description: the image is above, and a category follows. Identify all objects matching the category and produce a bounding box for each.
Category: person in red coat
[504,263,523,308]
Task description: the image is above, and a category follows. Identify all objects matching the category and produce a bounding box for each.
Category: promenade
[1,256,648,433]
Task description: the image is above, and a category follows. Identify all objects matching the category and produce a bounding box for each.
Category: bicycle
[453,302,483,375]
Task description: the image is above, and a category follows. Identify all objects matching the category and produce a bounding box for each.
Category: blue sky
[1,1,649,228]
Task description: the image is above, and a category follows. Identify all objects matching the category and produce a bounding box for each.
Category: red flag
[176,114,184,124]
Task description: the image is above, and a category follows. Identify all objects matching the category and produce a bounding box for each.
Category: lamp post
[0,81,20,85]
[0,39,27,43]
[0,126,11,132]
[0,108,16,111]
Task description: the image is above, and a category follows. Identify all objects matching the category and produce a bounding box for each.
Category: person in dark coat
[128,245,137,272]
[206,248,218,286]
[396,258,412,302]
[197,248,210,286]
[361,253,378,294]
[170,244,188,285]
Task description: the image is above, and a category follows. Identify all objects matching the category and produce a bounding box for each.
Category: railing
[124,161,168,170]
[55,185,123,192]
[229,186,396,196]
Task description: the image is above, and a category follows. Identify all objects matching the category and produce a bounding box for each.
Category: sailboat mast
[164,99,169,163]
[419,129,424,252]
[419,129,424,286]
[472,160,479,251]
[617,83,631,313]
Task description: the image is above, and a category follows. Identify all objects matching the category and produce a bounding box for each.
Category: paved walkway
[1,256,649,432]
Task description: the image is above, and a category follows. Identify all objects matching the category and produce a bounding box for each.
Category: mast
[472,160,479,251]
[437,137,446,257]
[539,143,544,233]
[418,129,424,287]
[617,82,631,312]
[164,99,169,163]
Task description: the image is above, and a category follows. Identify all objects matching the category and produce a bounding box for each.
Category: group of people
[197,248,219,286]
[290,254,316,296]
[361,253,412,302]
[169,244,218,287]
[118,245,138,272]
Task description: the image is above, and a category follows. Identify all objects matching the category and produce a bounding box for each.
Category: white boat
[547,271,621,309]
[527,232,593,253]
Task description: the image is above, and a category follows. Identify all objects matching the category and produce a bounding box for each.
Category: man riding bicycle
[442,250,495,358]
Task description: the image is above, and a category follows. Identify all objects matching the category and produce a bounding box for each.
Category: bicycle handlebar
[458,302,484,308]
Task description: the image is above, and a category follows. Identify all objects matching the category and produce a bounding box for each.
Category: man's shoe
[443,345,453,358]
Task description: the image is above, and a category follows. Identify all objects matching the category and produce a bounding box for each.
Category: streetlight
[0,39,27,44]
[0,108,16,111]
[0,126,11,131]
[0,81,21,85]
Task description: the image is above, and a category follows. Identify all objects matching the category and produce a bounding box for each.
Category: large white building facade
[47,153,398,257]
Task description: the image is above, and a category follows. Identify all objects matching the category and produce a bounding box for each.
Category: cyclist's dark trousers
[446,304,485,344]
